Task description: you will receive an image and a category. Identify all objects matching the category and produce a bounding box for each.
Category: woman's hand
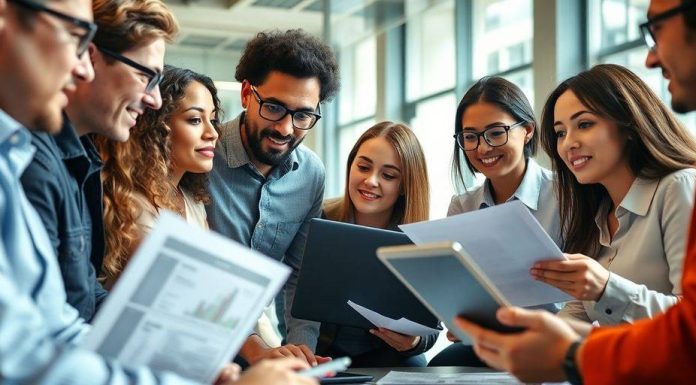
[370,328,420,352]
[530,253,610,301]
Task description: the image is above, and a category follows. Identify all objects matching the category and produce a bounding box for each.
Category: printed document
[83,211,290,383]
[347,300,441,336]
[400,201,572,307]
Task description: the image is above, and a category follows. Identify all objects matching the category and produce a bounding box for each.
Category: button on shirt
[447,158,562,248]
[559,169,696,325]
[206,113,325,348]
[0,109,197,385]
[21,118,107,321]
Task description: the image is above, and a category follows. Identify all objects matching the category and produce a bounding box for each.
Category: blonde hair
[93,0,179,52]
[337,122,430,225]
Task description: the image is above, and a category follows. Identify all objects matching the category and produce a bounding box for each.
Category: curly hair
[235,29,340,102]
[93,0,179,53]
[96,65,222,282]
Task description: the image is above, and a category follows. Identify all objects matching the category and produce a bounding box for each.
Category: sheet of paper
[376,371,569,385]
[347,300,441,336]
[400,201,572,307]
[83,211,290,384]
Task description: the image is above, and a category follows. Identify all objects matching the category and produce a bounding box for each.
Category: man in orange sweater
[454,1,696,384]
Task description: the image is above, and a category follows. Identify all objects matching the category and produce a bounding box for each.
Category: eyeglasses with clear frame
[9,0,97,58]
[454,121,526,151]
[250,86,321,130]
[640,1,696,51]
[96,46,163,93]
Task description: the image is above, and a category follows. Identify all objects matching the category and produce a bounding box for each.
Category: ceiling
[166,0,326,56]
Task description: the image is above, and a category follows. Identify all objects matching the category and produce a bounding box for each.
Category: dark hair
[540,64,696,256]
[97,64,222,280]
[235,29,340,102]
[451,76,537,192]
[684,0,696,29]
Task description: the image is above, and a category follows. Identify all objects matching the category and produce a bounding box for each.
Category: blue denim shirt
[21,118,108,321]
[206,113,325,349]
[0,109,197,385]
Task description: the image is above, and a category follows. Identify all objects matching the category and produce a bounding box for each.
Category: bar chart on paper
[188,290,241,329]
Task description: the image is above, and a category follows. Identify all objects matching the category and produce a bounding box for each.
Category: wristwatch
[563,340,584,385]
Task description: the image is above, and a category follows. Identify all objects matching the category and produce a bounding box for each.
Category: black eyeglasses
[454,121,526,151]
[640,1,696,51]
[250,86,321,130]
[9,0,97,57]
[97,46,163,93]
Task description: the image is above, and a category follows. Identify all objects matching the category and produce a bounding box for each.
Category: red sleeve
[581,203,696,385]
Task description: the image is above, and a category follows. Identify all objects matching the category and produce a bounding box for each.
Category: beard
[244,115,304,166]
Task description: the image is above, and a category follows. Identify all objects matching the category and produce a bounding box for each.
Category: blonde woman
[318,121,434,367]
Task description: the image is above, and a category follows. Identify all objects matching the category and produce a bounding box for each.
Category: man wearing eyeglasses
[19,0,175,323]
[205,29,340,366]
[451,1,696,384]
[0,1,320,384]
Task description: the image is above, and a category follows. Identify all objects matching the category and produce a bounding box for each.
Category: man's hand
[234,358,318,385]
[454,307,581,383]
[241,336,330,366]
[370,328,420,352]
[531,253,610,301]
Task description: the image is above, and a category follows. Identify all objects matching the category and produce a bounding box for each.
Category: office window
[338,37,377,125]
[409,93,458,218]
[472,0,533,80]
[405,0,456,102]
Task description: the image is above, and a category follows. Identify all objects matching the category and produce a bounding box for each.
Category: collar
[617,176,660,217]
[0,108,24,144]
[480,158,543,210]
[53,115,87,160]
[220,112,300,176]
[0,108,35,175]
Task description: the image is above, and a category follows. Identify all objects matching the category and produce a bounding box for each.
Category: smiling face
[240,71,320,175]
[68,38,165,140]
[553,90,632,186]
[461,102,533,184]
[347,136,403,227]
[168,81,219,179]
[1,0,93,133]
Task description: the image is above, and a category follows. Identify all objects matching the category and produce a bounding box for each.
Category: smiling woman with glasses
[429,76,563,368]
[9,0,97,57]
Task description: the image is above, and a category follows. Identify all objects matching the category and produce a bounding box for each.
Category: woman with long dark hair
[533,64,696,325]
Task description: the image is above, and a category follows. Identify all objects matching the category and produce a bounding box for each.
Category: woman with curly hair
[96,64,220,288]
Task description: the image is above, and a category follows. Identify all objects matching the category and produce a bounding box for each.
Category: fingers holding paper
[453,307,580,383]
[370,327,421,352]
[530,253,610,301]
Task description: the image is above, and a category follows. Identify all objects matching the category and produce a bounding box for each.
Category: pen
[298,356,352,378]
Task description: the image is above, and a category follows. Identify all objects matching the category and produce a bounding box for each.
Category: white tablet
[377,241,522,342]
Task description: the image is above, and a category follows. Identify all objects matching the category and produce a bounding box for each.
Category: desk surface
[344,366,498,384]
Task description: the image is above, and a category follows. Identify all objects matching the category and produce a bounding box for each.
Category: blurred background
[165,0,690,219]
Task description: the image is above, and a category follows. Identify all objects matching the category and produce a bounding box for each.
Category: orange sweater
[581,201,696,384]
